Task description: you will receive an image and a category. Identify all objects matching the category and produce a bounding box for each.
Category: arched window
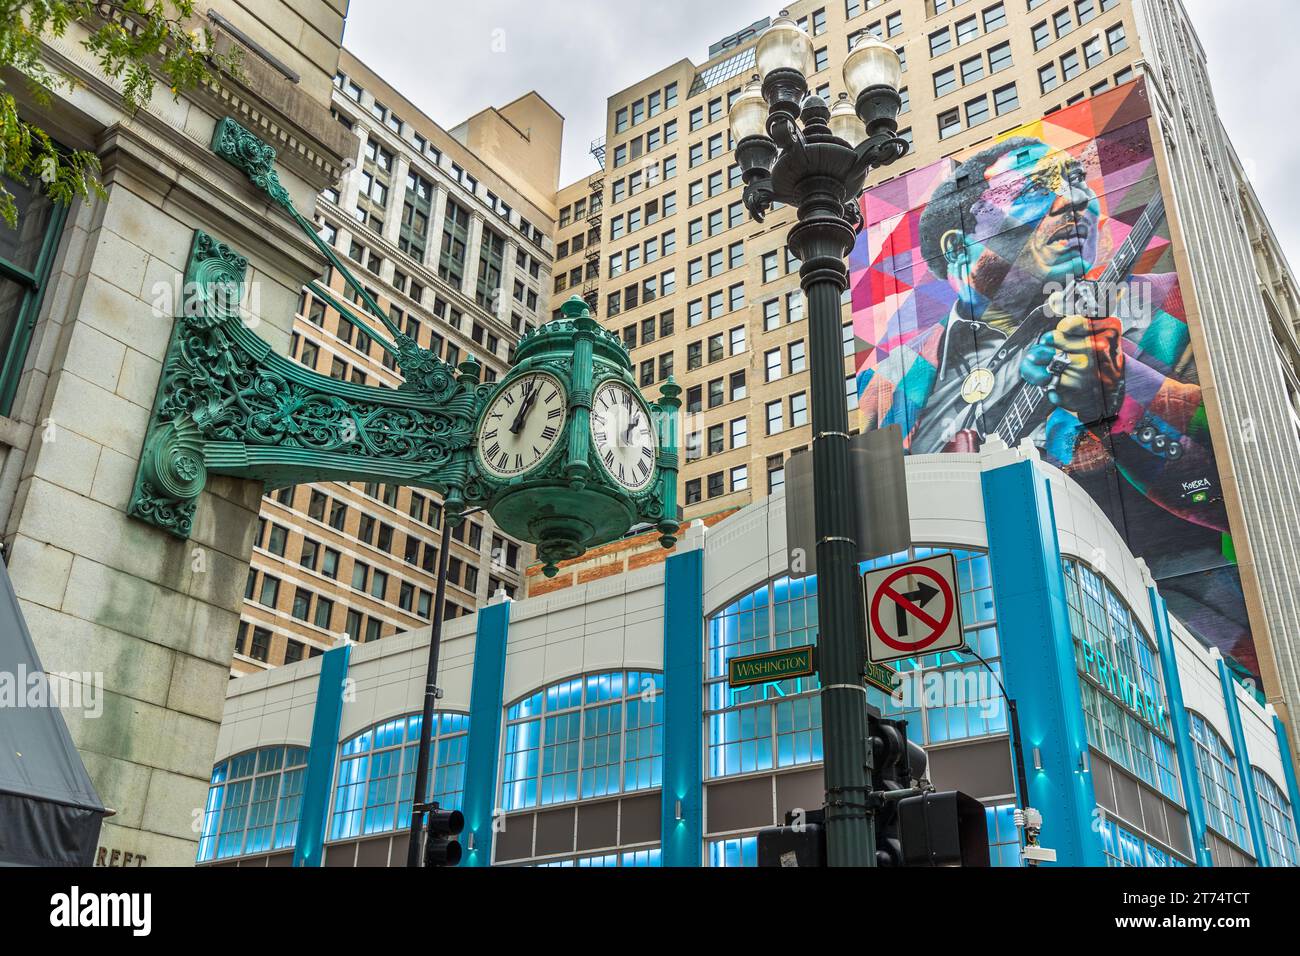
[329,713,468,842]
[198,745,308,862]
[705,547,1004,780]
[500,671,664,811]
[1253,767,1299,867]
[1188,712,1251,852]
[1062,559,1180,802]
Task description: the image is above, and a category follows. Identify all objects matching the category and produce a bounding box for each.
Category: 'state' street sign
[863,553,964,665]
[728,645,816,688]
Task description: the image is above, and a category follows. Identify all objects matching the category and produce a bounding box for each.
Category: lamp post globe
[755,10,816,79]
[736,16,908,868]
[843,34,904,136]
[828,92,868,148]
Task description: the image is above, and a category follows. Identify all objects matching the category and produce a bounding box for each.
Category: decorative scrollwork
[211,117,291,208]
[129,229,482,538]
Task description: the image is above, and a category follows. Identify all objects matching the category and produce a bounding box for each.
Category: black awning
[0,552,109,866]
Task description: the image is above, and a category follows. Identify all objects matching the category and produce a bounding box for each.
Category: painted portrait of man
[851,82,1255,678]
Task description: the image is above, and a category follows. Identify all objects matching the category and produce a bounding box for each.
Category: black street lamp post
[731,13,907,867]
[405,504,485,867]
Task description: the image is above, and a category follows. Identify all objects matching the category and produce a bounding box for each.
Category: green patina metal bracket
[129,116,680,571]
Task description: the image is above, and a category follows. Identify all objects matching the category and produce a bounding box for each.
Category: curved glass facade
[329,713,468,842]
[705,547,1005,782]
[1062,558,1181,802]
[198,745,308,862]
[500,671,664,811]
[1252,767,1298,867]
[1188,711,1252,853]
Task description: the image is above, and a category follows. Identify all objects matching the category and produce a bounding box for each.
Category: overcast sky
[342,0,1299,266]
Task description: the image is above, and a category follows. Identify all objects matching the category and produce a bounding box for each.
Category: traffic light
[868,713,928,866]
[896,790,990,867]
[422,805,464,867]
[757,807,826,867]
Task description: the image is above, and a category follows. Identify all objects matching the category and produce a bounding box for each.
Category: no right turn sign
[863,553,965,665]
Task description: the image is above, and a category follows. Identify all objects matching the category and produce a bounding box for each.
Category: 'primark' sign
[1079,637,1171,737]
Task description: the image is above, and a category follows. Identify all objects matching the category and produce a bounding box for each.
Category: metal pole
[963,645,1031,849]
[790,176,875,867]
[405,505,474,867]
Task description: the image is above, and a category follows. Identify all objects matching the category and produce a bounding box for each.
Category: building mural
[850,79,1255,683]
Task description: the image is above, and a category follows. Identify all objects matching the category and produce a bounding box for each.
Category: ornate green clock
[469,296,681,576]
[127,117,681,577]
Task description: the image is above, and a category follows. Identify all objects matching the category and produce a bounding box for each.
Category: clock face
[590,380,658,493]
[476,372,567,479]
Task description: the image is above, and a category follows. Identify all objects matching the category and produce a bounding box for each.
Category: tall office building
[234,50,563,674]
[547,0,1300,758]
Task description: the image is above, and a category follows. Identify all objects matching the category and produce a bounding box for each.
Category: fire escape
[582,137,605,316]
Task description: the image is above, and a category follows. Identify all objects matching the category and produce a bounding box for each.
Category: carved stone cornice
[33,22,351,195]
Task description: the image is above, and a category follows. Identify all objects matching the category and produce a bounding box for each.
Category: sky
[341,0,1300,267]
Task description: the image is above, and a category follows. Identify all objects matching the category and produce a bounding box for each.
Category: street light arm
[743,177,775,224]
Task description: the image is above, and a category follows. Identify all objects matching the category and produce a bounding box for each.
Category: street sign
[863,660,898,695]
[784,424,910,576]
[863,554,964,664]
[728,645,816,688]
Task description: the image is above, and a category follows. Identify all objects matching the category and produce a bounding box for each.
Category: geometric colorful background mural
[850,79,1257,682]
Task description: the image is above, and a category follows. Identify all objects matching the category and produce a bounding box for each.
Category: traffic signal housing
[897,790,990,867]
[869,713,927,866]
[757,807,827,867]
[422,806,464,867]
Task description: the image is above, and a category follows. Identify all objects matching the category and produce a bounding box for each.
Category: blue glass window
[1253,768,1299,867]
[198,746,308,861]
[501,671,664,811]
[1188,712,1252,853]
[328,713,468,842]
[707,835,758,867]
[1064,559,1181,803]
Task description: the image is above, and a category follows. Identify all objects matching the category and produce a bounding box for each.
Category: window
[790,392,809,428]
[1254,769,1300,867]
[329,714,469,840]
[993,83,1019,115]
[1032,20,1051,51]
[1189,713,1252,851]
[961,55,985,85]
[258,575,279,609]
[765,348,782,383]
[501,672,664,810]
[938,108,962,139]
[197,746,308,861]
[731,417,748,449]
[766,400,784,435]
[788,340,806,375]
[1106,23,1128,54]
[966,94,990,127]
[988,41,1012,73]
[1061,50,1081,82]
[1039,63,1059,93]
[730,465,748,492]
[438,200,470,289]
[0,168,68,413]
[934,66,957,97]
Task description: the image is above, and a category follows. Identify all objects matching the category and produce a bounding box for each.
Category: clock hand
[509,385,538,435]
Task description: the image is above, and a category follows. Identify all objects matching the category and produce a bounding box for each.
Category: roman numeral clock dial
[476,372,567,479]
[590,380,658,494]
